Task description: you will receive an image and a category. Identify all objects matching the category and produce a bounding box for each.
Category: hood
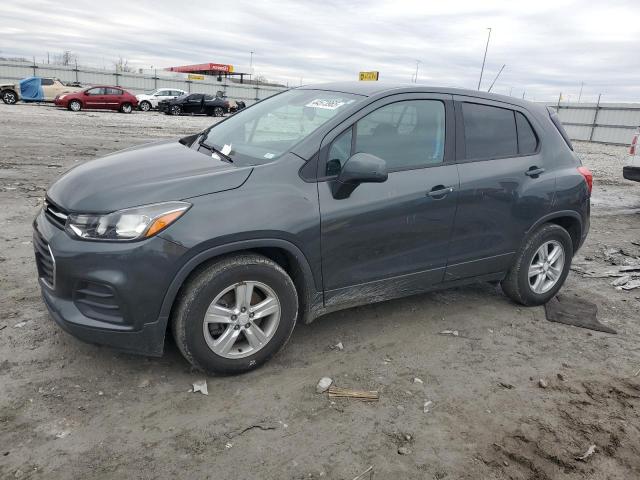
[47,140,252,213]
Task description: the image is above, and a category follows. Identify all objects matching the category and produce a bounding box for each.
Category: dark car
[158,93,229,116]
[34,83,591,375]
[54,86,138,113]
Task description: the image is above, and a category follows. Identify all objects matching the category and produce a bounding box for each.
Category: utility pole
[477,27,491,90]
[578,81,584,103]
[413,60,421,83]
[487,64,505,92]
[249,51,254,81]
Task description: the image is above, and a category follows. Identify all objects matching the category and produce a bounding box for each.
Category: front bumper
[33,209,188,356]
[623,166,640,182]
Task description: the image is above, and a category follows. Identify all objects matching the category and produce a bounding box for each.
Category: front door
[184,94,204,114]
[444,97,555,280]
[318,94,459,306]
[84,87,106,109]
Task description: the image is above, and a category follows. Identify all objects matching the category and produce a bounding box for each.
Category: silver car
[135,88,187,111]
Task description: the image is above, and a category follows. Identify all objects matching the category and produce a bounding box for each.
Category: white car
[135,88,187,111]
[624,128,640,182]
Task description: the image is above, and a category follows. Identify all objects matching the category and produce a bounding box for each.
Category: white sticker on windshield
[264,153,275,159]
[305,99,347,110]
[221,144,232,155]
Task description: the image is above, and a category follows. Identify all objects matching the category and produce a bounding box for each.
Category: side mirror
[332,152,388,199]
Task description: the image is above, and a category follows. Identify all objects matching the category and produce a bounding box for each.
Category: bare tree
[52,50,77,66]
[114,56,133,72]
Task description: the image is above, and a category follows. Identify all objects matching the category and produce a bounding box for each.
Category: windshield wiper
[198,139,233,163]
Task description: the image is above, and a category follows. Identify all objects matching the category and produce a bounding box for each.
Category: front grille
[74,281,124,324]
[44,200,68,229]
[33,231,55,288]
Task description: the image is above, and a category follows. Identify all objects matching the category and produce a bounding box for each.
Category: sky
[1,0,638,101]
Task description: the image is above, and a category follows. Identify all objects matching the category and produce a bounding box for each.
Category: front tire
[1,90,17,104]
[68,100,82,112]
[172,254,298,375]
[501,224,573,306]
[139,100,151,112]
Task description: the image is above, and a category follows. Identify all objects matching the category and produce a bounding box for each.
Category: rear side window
[516,112,538,154]
[105,88,122,95]
[547,107,574,150]
[462,103,517,160]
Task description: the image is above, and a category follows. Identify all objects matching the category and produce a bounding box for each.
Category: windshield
[201,89,362,165]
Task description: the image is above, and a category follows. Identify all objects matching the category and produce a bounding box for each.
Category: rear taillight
[631,133,638,156]
[578,166,593,194]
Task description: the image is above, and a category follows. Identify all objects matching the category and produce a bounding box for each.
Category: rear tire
[172,253,298,375]
[120,102,133,113]
[170,105,181,116]
[1,90,17,104]
[68,100,82,112]
[501,223,573,306]
[213,106,224,117]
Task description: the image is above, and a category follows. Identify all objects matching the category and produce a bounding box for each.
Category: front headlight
[66,201,190,241]
[58,94,66,100]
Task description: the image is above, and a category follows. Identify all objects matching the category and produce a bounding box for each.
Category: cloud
[0,0,638,101]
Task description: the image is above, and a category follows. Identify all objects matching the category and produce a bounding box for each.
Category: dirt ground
[1,103,639,480]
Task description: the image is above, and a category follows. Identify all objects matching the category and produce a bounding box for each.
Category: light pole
[413,60,421,83]
[487,64,506,92]
[578,81,584,103]
[249,51,254,81]
[477,27,491,90]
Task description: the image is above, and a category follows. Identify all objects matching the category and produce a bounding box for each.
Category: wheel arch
[158,239,321,335]
[525,210,583,254]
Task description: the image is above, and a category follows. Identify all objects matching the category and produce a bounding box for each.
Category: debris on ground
[423,400,433,413]
[575,444,597,461]
[351,465,373,480]
[544,294,617,334]
[331,342,344,351]
[633,367,640,377]
[137,379,150,388]
[316,377,333,394]
[499,382,514,389]
[328,385,379,401]
[619,279,640,290]
[13,322,27,328]
[439,330,459,336]
[538,378,549,389]
[225,442,233,449]
[412,377,424,384]
[55,430,71,439]
[192,380,208,395]
[397,446,412,455]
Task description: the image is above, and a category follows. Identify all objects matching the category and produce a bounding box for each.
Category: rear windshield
[547,107,574,150]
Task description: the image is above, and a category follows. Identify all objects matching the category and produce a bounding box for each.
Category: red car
[54,86,138,113]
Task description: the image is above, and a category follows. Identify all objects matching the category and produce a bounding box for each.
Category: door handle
[427,185,454,199]
[525,166,545,177]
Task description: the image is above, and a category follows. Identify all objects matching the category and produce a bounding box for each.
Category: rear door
[445,97,555,281]
[318,93,459,304]
[104,88,123,109]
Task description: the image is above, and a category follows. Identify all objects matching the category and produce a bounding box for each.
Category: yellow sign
[359,71,379,81]
[188,74,205,81]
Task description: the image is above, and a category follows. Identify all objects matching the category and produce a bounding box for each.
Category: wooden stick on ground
[351,465,374,480]
[328,385,379,401]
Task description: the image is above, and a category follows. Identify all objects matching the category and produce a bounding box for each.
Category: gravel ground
[1,103,639,480]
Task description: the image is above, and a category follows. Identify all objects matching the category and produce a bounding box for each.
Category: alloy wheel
[202,281,281,359]
[3,91,16,104]
[69,101,81,111]
[140,101,151,111]
[214,107,224,117]
[528,240,565,294]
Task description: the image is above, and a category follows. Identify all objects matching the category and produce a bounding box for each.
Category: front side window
[189,94,203,102]
[202,89,362,166]
[462,103,518,160]
[41,78,54,86]
[85,88,105,96]
[353,100,445,171]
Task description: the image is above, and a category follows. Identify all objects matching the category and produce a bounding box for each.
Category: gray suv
[33,83,591,374]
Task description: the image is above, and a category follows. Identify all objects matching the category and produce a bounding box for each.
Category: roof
[298,81,536,109]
